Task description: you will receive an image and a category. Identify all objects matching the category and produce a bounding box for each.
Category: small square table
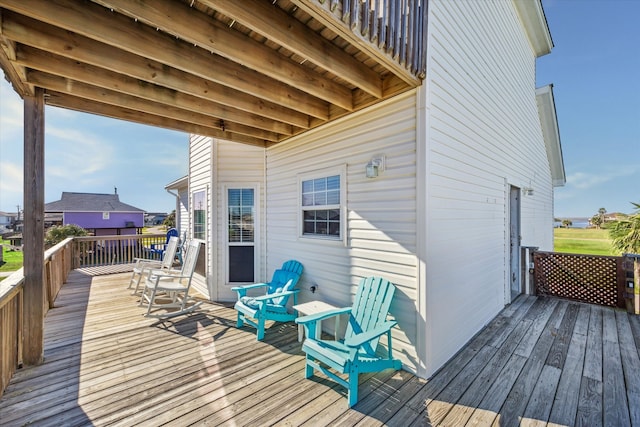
[293,300,340,342]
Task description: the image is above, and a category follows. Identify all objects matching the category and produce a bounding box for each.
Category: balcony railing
[304,0,428,78]
[0,233,167,397]
[72,234,167,268]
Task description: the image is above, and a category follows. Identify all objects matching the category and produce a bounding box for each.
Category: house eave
[513,0,554,57]
[165,175,188,191]
[536,84,565,187]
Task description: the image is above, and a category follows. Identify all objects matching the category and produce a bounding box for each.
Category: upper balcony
[0,0,427,147]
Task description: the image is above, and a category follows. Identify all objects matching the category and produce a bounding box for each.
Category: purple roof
[45,192,145,213]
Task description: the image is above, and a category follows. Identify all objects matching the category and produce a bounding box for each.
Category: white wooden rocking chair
[139,239,201,318]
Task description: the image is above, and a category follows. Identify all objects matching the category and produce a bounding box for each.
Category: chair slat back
[281,260,303,275]
[160,236,179,269]
[166,227,179,242]
[180,240,201,278]
[266,260,303,307]
[345,277,396,353]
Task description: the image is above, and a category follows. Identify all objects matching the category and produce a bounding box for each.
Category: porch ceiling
[0,0,424,147]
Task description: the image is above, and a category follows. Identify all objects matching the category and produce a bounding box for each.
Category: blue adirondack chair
[232,260,304,341]
[296,276,402,407]
[149,228,179,259]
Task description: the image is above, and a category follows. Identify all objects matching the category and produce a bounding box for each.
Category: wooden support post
[23,87,45,365]
[635,259,640,315]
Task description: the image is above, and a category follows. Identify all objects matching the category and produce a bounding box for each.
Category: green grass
[553,228,616,256]
[1,239,24,274]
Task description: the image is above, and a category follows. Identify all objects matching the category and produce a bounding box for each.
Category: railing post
[522,246,538,295]
[22,87,45,366]
[623,254,640,315]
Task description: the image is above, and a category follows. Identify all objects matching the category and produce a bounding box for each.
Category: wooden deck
[2,270,640,426]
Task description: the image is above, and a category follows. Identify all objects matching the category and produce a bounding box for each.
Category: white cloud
[0,83,24,141]
[46,125,114,177]
[566,165,639,190]
[0,161,23,209]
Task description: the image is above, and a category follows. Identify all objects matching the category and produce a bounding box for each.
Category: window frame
[192,189,206,241]
[223,183,260,284]
[297,166,347,245]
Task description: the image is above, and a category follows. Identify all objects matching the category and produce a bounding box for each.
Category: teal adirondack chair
[232,260,303,341]
[296,276,402,407]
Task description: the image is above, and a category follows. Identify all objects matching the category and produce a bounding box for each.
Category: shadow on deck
[1,269,640,426]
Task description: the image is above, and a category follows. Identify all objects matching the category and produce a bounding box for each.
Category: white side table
[293,300,339,342]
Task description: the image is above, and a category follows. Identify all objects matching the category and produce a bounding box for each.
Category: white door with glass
[227,187,256,283]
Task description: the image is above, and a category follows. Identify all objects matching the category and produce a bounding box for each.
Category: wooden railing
[0,233,167,397]
[0,269,23,399]
[533,251,627,309]
[72,234,167,268]
[303,0,427,78]
[0,237,77,398]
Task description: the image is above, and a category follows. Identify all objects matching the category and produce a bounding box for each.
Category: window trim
[223,183,260,284]
[192,189,206,241]
[297,165,347,246]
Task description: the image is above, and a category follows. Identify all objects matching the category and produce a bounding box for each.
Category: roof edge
[513,0,554,57]
[165,175,188,190]
[536,84,565,187]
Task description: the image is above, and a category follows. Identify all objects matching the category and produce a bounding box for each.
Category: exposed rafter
[0,0,425,146]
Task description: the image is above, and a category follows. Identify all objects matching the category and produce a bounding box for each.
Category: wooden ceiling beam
[96,0,353,110]
[2,13,312,127]
[0,1,331,119]
[0,10,32,96]
[27,71,283,142]
[198,0,382,99]
[45,91,268,147]
[15,46,292,138]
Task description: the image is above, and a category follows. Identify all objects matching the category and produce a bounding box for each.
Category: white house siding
[189,134,213,298]
[423,0,555,375]
[265,92,419,372]
[213,140,266,301]
[177,186,189,238]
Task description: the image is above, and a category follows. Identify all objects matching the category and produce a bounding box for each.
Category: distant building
[45,191,145,236]
[145,212,168,226]
[0,211,18,230]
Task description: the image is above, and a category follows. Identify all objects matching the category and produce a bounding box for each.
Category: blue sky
[0,84,189,213]
[1,0,638,217]
[537,0,640,218]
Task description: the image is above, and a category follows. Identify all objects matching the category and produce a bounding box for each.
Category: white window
[300,172,343,239]
[192,190,206,240]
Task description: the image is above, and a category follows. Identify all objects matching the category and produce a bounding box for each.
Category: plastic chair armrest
[344,321,397,348]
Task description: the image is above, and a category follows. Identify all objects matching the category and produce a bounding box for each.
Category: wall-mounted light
[365,156,385,178]
[523,187,534,196]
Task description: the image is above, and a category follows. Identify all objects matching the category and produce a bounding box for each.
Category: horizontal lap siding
[266,93,419,372]
[214,141,266,301]
[425,0,554,375]
[189,134,212,298]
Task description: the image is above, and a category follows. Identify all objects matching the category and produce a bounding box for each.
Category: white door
[226,187,256,283]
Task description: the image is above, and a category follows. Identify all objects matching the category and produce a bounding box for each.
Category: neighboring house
[44,192,145,236]
[0,211,17,230]
[172,0,565,378]
[144,212,168,226]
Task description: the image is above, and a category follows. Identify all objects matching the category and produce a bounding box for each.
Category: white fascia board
[513,0,554,57]
[164,175,189,191]
[536,84,566,187]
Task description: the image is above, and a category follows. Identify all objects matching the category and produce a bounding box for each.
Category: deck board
[2,270,640,426]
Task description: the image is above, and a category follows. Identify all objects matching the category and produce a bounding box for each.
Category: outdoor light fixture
[365,156,385,178]
[523,187,534,196]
